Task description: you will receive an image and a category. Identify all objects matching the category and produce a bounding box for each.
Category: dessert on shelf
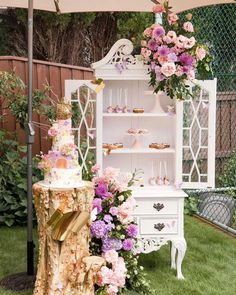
[38,99,82,187]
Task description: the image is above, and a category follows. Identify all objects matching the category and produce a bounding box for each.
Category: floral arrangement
[90,165,152,295]
[141,0,212,100]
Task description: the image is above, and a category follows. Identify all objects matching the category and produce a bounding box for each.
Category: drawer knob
[154,223,165,231]
[153,203,164,212]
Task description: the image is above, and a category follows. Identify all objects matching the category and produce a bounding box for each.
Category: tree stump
[33,181,105,295]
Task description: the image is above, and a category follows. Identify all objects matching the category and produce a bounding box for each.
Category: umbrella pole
[27,0,35,276]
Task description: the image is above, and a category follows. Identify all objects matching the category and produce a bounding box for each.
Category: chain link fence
[180,3,236,232]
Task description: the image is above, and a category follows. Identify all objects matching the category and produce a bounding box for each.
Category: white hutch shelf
[65,38,217,280]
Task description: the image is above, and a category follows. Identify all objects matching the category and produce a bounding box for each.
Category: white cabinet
[65,39,216,279]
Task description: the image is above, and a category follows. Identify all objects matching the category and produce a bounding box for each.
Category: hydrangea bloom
[122,239,133,251]
[91,220,109,239]
[102,237,123,252]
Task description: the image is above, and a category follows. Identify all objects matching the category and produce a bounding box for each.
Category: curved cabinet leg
[171,241,177,270]
[171,238,187,280]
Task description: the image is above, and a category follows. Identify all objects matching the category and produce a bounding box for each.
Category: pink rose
[183,21,194,32]
[187,69,195,80]
[158,55,169,65]
[143,27,152,37]
[141,47,151,59]
[168,13,179,25]
[103,250,119,264]
[184,37,196,49]
[175,65,184,77]
[196,47,207,60]
[161,62,176,77]
[153,4,165,13]
[175,35,187,49]
[97,266,113,286]
[48,127,58,137]
[107,285,118,295]
[163,31,177,44]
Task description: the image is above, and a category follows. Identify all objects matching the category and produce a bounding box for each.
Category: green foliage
[184,195,198,215]
[0,130,43,226]
[218,152,236,188]
[0,71,56,128]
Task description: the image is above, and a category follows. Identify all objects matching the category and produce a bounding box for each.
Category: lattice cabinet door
[65,80,103,172]
[176,79,217,189]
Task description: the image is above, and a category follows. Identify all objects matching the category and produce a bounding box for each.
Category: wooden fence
[0,56,93,155]
[0,56,236,175]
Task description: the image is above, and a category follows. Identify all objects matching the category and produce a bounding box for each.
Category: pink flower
[104,167,120,181]
[183,21,194,32]
[175,35,187,49]
[168,13,179,25]
[91,164,101,173]
[141,47,151,59]
[158,55,169,65]
[48,127,58,137]
[107,285,118,295]
[175,65,184,77]
[103,250,119,264]
[187,69,195,80]
[196,47,207,60]
[97,266,113,286]
[152,25,165,40]
[143,27,152,37]
[161,62,176,77]
[117,197,136,224]
[184,37,196,49]
[152,4,165,13]
[163,31,177,44]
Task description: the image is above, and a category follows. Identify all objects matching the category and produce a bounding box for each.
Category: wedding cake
[38,100,82,187]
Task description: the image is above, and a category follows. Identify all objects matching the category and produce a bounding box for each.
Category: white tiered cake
[38,101,82,188]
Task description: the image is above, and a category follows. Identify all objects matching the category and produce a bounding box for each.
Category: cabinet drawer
[135,199,178,215]
[139,217,178,235]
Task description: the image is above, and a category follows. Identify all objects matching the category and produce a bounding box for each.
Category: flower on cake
[38,153,52,173]
[141,0,212,100]
[60,143,77,156]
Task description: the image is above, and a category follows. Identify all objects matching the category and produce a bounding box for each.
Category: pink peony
[117,197,136,224]
[152,4,165,13]
[183,21,194,32]
[196,47,207,60]
[143,27,152,37]
[141,47,152,59]
[184,37,196,49]
[107,285,118,295]
[168,13,179,25]
[103,250,119,264]
[161,62,176,77]
[158,55,169,65]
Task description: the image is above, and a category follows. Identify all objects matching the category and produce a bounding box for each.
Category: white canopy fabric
[0,0,235,13]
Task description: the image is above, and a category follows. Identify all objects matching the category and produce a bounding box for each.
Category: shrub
[0,130,43,226]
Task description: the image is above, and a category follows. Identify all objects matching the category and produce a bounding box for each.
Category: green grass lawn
[0,216,236,295]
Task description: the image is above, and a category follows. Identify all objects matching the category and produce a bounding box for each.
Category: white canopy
[0,0,235,13]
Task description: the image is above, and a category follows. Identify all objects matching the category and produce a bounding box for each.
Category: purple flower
[182,66,192,74]
[155,65,166,81]
[104,214,113,223]
[91,220,108,239]
[95,183,112,199]
[167,52,178,62]
[126,224,138,238]
[152,26,165,39]
[179,53,195,66]
[106,222,115,232]
[147,39,158,51]
[122,239,133,251]
[109,207,118,216]
[158,45,170,57]
[150,61,156,71]
[92,198,103,214]
[102,237,122,252]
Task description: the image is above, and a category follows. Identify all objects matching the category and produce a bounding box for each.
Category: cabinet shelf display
[65,38,216,279]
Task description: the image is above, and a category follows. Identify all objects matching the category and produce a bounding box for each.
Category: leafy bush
[0,70,56,128]
[0,130,43,226]
[184,194,198,215]
[218,152,236,188]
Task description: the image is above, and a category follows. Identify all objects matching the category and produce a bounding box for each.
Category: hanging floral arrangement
[141,0,213,100]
